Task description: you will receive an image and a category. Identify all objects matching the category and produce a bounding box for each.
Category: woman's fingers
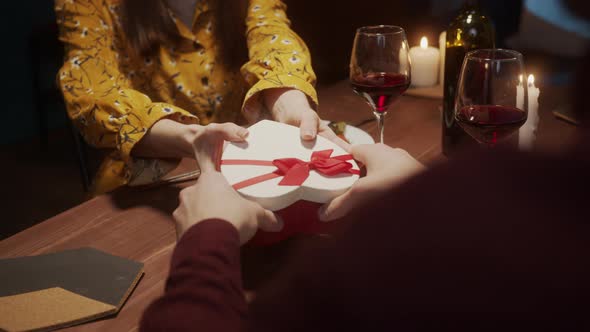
[207,123,249,141]
[299,110,319,140]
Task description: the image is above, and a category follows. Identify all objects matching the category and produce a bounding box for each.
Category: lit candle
[516,75,525,110]
[409,37,440,87]
[528,74,540,116]
[439,31,446,85]
[519,74,540,151]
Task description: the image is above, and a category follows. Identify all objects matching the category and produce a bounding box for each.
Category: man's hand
[319,144,426,221]
[173,123,283,243]
[173,171,283,244]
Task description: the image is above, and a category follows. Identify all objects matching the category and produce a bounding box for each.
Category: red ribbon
[222,149,360,190]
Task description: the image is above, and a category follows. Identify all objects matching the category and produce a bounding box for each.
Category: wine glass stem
[374,112,386,144]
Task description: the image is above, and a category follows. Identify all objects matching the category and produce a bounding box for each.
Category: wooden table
[0,80,580,331]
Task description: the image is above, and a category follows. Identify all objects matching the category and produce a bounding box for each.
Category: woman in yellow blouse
[56,0,337,194]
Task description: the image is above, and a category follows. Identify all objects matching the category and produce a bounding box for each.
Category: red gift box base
[247,200,334,246]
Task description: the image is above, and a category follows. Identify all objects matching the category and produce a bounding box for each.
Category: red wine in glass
[351,73,410,113]
[456,105,527,147]
[454,49,528,149]
[349,25,411,143]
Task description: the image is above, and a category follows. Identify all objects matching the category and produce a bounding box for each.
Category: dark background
[288,0,523,83]
[1,2,63,144]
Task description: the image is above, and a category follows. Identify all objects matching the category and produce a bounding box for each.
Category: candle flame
[519,75,523,84]
[420,37,428,49]
[528,74,535,86]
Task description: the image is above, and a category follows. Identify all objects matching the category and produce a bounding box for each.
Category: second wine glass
[454,49,528,148]
[349,25,411,144]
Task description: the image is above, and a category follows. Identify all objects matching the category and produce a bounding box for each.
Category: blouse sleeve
[55,0,198,168]
[240,0,318,112]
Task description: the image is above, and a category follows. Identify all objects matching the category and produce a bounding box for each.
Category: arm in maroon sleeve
[140,219,246,332]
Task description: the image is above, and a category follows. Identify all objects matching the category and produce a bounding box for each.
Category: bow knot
[272,149,354,186]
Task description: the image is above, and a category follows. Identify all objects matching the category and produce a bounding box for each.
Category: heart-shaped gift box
[221,120,360,245]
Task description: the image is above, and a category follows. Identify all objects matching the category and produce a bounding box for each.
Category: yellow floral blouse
[55,0,317,194]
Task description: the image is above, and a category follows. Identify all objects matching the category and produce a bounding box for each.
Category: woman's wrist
[132,119,200,159]
[133,120,249,164]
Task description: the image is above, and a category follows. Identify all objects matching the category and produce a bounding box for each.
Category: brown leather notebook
[0,248,143,332]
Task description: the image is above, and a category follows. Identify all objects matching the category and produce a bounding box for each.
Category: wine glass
[454,49,528,148]
[349,25,411,144]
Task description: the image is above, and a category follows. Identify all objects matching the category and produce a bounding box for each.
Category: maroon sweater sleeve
[140,219,246,332]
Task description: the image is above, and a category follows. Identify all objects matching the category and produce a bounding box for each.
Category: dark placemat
[0,247,143,309]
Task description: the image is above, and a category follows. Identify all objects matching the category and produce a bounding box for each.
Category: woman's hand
[245,88,350,151]
[132,119,249,159]
[319,144,426,222]
[173,123,283,243]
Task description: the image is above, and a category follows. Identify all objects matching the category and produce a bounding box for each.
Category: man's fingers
[349,143,392,169]
[300,110,319,140]
[194,148,219,173]
[318,125,352,152]
[318,188,357,222]
[258,209,284,232]
[193,124,246,172]
[193,123,248,155]
[349,144,375,164]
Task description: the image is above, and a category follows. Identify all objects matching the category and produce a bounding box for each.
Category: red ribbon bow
[273,150,356,186]
[222,149,360,190]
